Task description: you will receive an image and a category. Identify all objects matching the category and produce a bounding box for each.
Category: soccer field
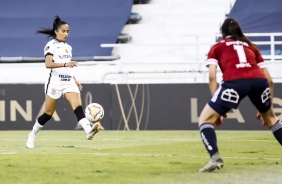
[0,131,281,184]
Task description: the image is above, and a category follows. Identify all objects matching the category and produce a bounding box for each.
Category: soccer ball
[85,103,104,122]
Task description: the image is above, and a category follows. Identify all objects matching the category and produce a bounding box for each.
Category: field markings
[53,152,281,161]
[0,151,280,161]
[0,152,17,154]
[1,138,277,143]
[100,139,275,142]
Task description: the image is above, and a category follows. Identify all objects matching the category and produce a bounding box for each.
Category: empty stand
[228,0,282,57]
[105,0,236,83]
[3,0,282,84]
[0,0,237,84]
[0,0,133,59]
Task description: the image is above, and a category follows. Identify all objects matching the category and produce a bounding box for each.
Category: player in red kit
[198,18,282,172]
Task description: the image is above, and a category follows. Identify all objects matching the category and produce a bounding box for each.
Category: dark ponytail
[221,18,256,48]
[36,16,68,38]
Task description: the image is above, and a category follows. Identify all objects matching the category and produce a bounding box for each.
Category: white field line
[25,152,282,161]
[0,151,280,161]
[50,153,281,161]
[59,153,281,161]
[1,138,199,142]
[0,152,17,154]
[1,138,277,142]
[101,139,276,142]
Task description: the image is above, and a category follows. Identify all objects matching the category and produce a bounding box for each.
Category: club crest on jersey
[65,49,69,54]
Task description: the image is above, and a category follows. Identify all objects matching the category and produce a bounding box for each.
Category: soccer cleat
[86,122,103,140]
[26,131,36,148]
[199,159,224,172]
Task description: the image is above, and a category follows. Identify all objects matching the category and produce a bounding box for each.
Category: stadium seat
[127,12,142,24]
[0,0,133,61]
[117,33,132,43]
[134,0,151,4]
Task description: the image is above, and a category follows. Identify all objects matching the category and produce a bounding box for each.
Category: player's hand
[256,112,268,127]
[66,61,77,68]
[214,113,227,127]
[214,118,222,127]
[256,112,261,120]
[261,121,267,127]
[256,98,273,127]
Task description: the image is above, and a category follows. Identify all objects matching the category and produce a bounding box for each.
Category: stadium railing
[98,33,282,83]
[0,55,120,63]
[1,33,282,84]
[216,33,282,61]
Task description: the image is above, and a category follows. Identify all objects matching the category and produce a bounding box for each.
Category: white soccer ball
[85,103,104,122]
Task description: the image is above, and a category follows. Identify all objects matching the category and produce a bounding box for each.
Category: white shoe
[199,159,224,172]
[26,131,36,148]
[86,122,104,140]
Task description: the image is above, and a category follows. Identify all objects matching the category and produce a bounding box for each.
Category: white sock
[79,118,92,134]
[32,121,43,134]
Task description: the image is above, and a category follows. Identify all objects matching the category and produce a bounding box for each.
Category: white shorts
[45,81,80,99]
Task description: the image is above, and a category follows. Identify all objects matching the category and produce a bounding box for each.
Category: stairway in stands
[104,0,236,83]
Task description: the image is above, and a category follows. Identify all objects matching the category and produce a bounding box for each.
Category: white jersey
[44,39,73,84]
[43,39,80,98]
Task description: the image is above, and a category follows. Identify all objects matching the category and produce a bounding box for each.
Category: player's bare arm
[45,55,77,68]
[208,64,218,96]
[262,68,274,98]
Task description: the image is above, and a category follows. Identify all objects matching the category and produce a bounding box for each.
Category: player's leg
[249,78,282,145]
[198,104,225,172]
[64,92,98,140]
[26,95,57,148]
[198,81,243,172]
[261,108,282,145]
[260,107,278,127]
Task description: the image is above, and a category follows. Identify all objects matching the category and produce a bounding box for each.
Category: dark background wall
[0,83,282,130]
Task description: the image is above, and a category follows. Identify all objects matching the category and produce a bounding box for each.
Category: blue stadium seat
[0,0,134,61]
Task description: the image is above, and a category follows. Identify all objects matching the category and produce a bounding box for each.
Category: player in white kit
[26,16,101,148]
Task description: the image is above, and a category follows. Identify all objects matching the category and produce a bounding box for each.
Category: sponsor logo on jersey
[59,75,71,78]
[58,55,71,59]
[236,63,251,68]
[59,75,71,81]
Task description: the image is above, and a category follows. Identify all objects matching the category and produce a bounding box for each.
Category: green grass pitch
[0,130,281,184]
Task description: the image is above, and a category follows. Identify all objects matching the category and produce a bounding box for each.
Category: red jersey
[206,37,266,81]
